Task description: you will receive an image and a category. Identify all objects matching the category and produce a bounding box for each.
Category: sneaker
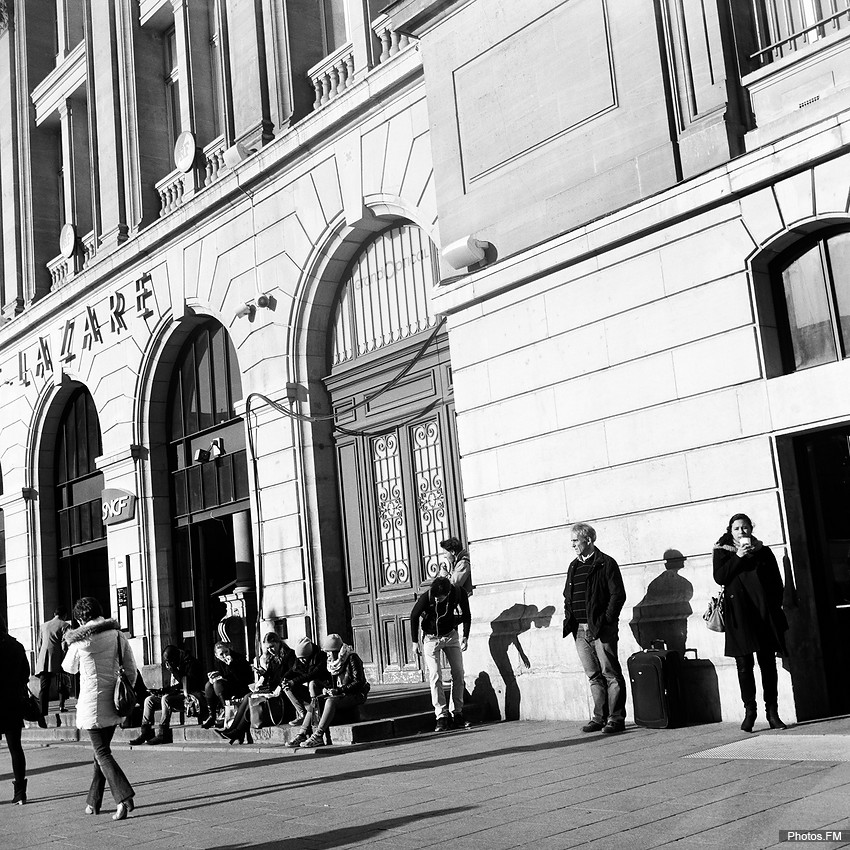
[288,732,309,747]
[581,721,605,733]
[452,713,472,729]
[288,712,306,727]
[601,722,625,735]
[300,730,327,748]
[434,716,449,732]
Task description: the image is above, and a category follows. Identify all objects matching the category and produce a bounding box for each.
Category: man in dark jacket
[204,641,254,722]
[130,644,208,745]
[411,576,471,731]
[35,607,70,716]
[563,522,627,734]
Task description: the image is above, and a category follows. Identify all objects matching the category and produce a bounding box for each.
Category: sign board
[101,488,136,525]
[59,223,77,259]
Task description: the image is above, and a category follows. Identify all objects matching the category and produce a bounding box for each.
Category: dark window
[771,229,850,373]
[164,26,181,153]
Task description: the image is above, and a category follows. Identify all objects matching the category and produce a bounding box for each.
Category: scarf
[326,644,353,677]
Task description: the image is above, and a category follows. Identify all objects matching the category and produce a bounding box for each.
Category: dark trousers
[205,680,244,712]
[736,651,779,707]
[86,725,134,808]
[2,726,25,784]
[38,672,69,716]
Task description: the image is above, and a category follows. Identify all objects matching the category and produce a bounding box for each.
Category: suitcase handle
[649,639,667,651]
[683,648,698,660]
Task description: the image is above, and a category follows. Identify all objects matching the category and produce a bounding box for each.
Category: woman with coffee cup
[713,513,788,733]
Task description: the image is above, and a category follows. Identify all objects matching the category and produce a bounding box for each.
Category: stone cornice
[384,0,475,38]
[31,40,86,126]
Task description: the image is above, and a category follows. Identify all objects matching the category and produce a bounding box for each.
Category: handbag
[21,689,46,726]
[703,588,725,633]
[113,634,136,717]
[248,693,286,729]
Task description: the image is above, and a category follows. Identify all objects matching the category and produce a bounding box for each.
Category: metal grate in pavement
[684,734,850,762]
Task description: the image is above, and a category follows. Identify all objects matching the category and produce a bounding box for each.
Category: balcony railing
[308,42,356,111]
[203,136,228,187]
[372,14,413,65]
[47,253,72,290]
[47,229,97,289]
[751,0,850,65]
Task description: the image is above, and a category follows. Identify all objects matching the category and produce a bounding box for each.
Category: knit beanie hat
[295,637,314,658]
[321,634,343,652]
[163,645,181,664]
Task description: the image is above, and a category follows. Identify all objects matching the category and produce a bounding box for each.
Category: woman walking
[62,597,137,820]
[713,513,788,733]
[0,614,29,804]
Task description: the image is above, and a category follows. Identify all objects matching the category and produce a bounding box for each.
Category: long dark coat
[713,539,788,658]
[0,633,30,733]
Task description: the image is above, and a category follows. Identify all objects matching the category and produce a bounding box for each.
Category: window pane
[188,465,203,513]
[781,244,836,370]
[202,459,217,508]
[196,330,213,431]
[226,334,243,406]
[322,0,347,53]
[827,231,850,356]
[211,325,229,424]
[181,348,198,435]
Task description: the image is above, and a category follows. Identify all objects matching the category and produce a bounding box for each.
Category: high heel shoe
[766,705,787,730]
[113,799,134,821]
[84,803,100,815]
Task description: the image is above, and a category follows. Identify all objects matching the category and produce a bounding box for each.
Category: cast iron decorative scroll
[372,433,410,585]
[411,420,449,580]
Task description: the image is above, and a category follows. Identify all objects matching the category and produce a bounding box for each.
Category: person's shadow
[629,549,693,655]
[488,604,556,721]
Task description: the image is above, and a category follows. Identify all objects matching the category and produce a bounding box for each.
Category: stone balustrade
[308,42,356,110]
[203,136,227,187]
[48,254,72,290]
[372,13,414,65]
[81,230,97,267]
[156,169,187,217]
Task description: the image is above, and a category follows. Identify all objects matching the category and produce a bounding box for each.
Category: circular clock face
[59,223,77,259]
[174,131,197,173]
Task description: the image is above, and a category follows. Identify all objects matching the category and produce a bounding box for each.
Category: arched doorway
[324,222,466,683]
[167,319,254,665]
[54,388,110,617]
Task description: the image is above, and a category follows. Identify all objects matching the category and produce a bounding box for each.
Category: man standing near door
[35,607,71,718]
[563,522,627,734]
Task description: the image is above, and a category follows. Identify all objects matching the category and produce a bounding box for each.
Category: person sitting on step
[216,633,295,745]
[289,634,370,748]
[280,637,328,728]
[130,645,208,745]
[204,641,254,724]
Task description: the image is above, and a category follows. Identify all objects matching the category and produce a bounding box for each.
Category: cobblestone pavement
[2,718,849,850]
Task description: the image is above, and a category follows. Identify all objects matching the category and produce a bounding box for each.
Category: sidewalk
[2,716,849,850]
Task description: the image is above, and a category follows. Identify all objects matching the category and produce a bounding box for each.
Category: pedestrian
[130,644,209,745]
[62,597,137,820]
[411,575,471,731]
[563,522,627,734]
[713,512,788,733]
[439,536,473,596]
[280,637,328,727]
[204,641,254,723]
[0,614,29,804]
[35,606,71,718]
[290,634,371,748]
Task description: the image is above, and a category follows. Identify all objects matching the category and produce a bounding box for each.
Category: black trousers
[735,651,779,706]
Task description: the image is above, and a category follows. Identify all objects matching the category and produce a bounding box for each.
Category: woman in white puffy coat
[62,596,137,820]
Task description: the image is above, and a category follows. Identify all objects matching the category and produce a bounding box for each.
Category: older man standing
[563,522,627,734]
[35,606,71,717]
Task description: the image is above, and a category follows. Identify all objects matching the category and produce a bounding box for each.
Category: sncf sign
[100,489,136,526]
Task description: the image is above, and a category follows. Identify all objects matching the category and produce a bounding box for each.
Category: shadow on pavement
[0,761,85,781]
[201,806,474,849]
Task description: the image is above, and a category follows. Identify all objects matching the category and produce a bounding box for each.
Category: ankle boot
[146,724,172,745]
[129,724,154,746]
[12,779,27,805]
[766,705,787,730]
[741,702,757,733]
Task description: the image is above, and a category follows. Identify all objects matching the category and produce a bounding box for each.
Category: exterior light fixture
[234,301,256,320]
[193,448,211,464]
[209,438,225,459]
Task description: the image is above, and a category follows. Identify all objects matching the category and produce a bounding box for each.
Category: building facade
[1,0,849,724]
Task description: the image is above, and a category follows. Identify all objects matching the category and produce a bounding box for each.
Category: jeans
[735,651,779,707]
[574,624,626,725]
[86,726,134,808]
[142,692,181,727]
[422,630,465,718]
[301,692,366,733]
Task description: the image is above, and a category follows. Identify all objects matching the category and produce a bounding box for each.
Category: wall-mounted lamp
[442,234,491,270]
[223,141,256,170]
[193,448,210,464]
[209,438,225,459]
[234,301,256,320]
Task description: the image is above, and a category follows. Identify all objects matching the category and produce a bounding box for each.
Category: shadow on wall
[488,604,557,721]
[629,549,722,724]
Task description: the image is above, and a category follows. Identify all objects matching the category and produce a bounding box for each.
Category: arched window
[331,222,439,365]
[54,388,109,615]
[769,228,850,373]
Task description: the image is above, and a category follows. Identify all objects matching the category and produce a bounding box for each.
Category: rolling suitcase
[627,640,685,729]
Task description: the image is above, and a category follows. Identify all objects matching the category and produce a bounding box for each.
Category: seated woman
[280,637,328,727]
[290,634,370,748]
[204,641,254,723]
[216,633,294,745]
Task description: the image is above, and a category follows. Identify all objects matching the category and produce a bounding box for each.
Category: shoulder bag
[113,633,136,716]
[703,588,725,633]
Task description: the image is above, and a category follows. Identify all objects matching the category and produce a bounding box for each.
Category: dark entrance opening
[790,426,850,716]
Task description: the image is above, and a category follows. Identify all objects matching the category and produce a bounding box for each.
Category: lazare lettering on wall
[101,489,137,526]
[0,272,157,391]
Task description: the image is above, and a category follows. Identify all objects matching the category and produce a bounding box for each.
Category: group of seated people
[130,633,369,749]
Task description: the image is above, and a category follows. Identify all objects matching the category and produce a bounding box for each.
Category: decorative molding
[0,1,11,36]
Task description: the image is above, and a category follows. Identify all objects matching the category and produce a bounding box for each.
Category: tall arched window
[167,320,252,662]
[54,388,109,615]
